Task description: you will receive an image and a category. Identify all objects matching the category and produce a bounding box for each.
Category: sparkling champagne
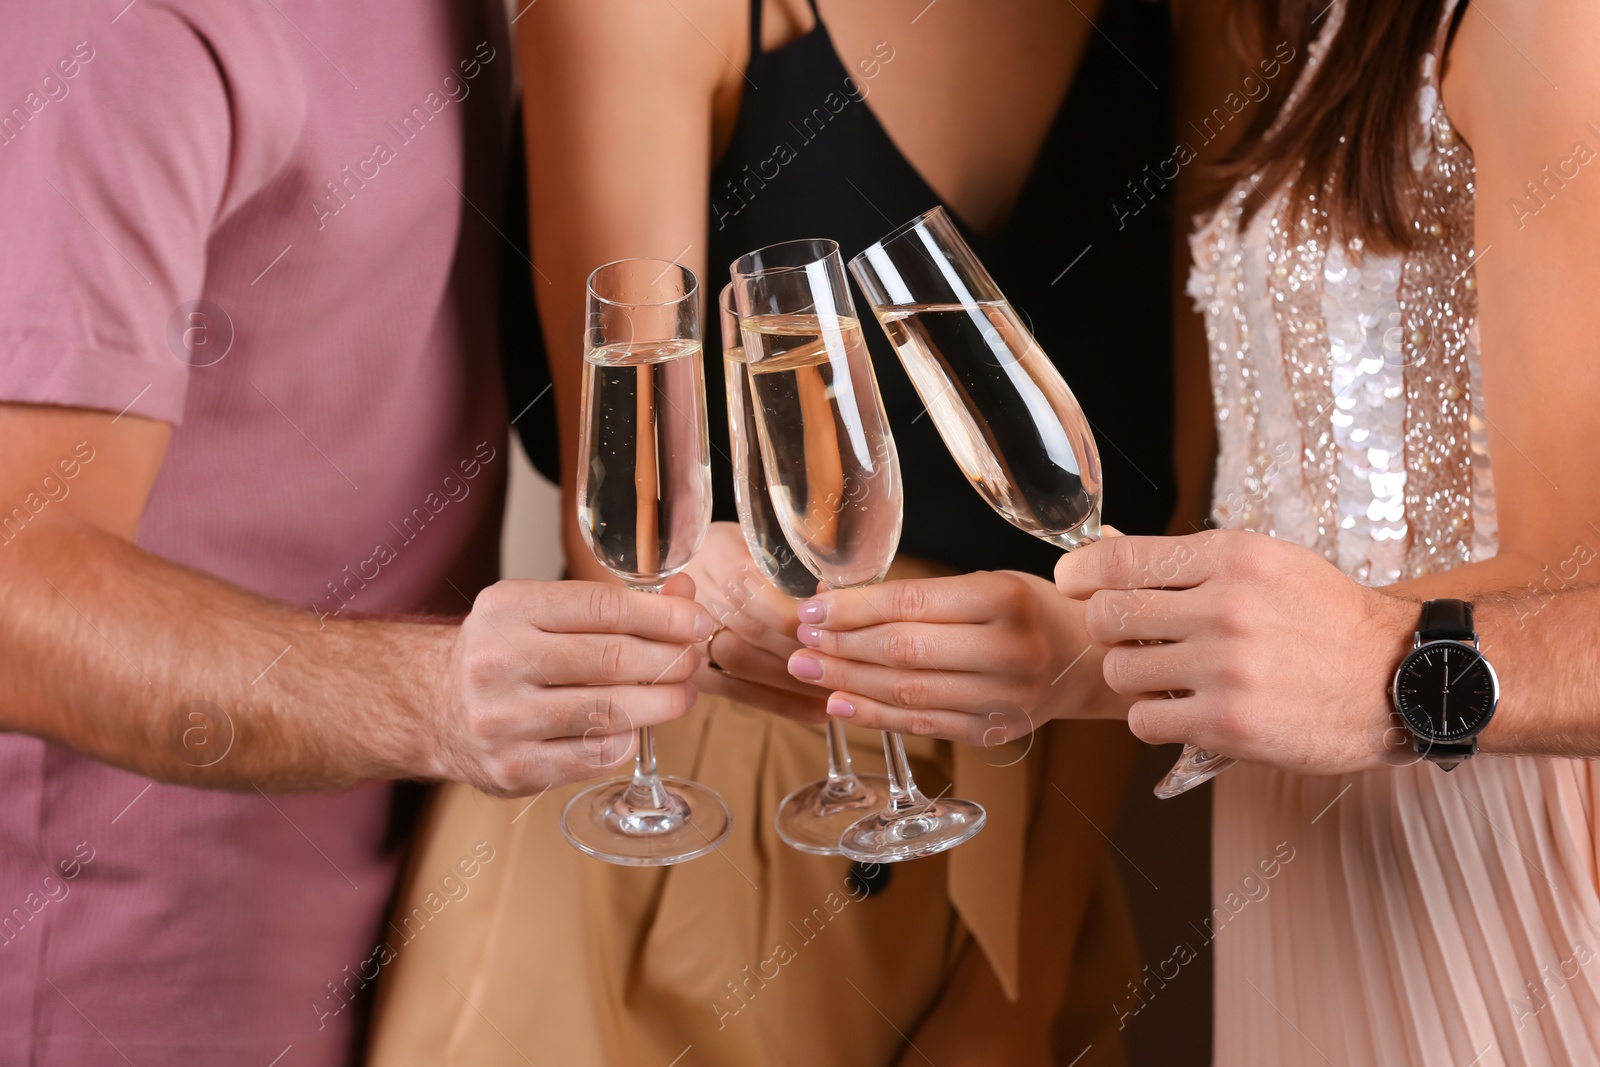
[578,339,712,587]
[725,344,821,599]
[876,300,1101,548]
[741,314,902,588]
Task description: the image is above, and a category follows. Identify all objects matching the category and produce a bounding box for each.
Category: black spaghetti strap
[804,0,820,18]
[748,0,763,58]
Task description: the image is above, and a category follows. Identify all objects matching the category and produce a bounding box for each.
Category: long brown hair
[1222,0,1455,252]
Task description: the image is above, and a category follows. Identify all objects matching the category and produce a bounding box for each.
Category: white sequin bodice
[1187,6,1496,586]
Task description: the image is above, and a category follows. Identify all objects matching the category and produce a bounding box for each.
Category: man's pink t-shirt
[0,0,512,1062]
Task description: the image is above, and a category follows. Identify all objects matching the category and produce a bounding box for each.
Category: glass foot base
[1153,745,1234,799]
[561,775,732,866]
[838,797,986,864]
[774,774,888,856]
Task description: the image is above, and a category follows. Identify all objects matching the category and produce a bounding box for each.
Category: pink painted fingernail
[797,600,826,624]
[796,623,822,647]
[787,653,823,681]
[826,697,856,719]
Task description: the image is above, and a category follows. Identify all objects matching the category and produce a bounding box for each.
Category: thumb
[1053,524,1123,598]
[660,571,697,601]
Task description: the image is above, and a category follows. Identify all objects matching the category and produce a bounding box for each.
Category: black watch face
[1393,641,1498,742]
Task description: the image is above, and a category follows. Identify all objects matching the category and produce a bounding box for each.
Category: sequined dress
[1188,3,1600,1063]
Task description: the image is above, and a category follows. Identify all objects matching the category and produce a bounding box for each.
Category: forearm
[1414,575,1600,758]
[2,516,450,791]
[1472,593,1600,756]
[1386,553,1600,757]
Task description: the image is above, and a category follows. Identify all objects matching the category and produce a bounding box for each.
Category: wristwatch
[1390,598,1499,769]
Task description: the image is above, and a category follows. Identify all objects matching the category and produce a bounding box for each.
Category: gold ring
[705,624,731,676]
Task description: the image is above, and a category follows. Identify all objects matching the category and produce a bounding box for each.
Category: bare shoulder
[517,0,743,87]
[1443,0,1600,560]
[1444,1,1600,158]
[517,0,747,271]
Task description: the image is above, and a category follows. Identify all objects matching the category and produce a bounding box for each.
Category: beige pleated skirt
[367,692,1138,1065]
[1213,757,1600,1066]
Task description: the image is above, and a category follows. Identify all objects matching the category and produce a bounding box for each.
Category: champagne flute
[561,257,733,865]
[718,284,889,855]
[848,207,1232,799]
[730,238,986,862]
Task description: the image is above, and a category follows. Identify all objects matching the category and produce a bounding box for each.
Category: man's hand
[433,572,712,795]
[1055,529,1417,775]
[0,404,723,797]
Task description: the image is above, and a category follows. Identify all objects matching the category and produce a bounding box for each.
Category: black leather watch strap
[1415,738,1476,769]
[1418,598,1474,642]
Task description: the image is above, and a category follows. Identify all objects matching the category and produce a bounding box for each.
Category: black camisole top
[705,0,1175,577]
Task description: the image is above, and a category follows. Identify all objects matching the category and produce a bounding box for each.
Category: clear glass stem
[824,719,854,780]
[816,719,869,805]
[816,582,872,802]
[623,579,672,813]
[625,726,671,810]
[880,732,928,816]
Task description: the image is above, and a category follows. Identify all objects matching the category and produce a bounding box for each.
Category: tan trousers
[366,688,1138,1066]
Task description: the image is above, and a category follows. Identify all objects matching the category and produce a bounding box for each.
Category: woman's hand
[783,570,1122,745]
[683,522,828,721]
[1054,529,1419,775]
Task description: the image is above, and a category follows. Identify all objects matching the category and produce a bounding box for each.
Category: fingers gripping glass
[731,239,986,862]
[848,207,1233,798]
[719,284,890,855]
[562,258,733,865]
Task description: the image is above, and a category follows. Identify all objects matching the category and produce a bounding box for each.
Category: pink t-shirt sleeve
[0,5,240,424]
